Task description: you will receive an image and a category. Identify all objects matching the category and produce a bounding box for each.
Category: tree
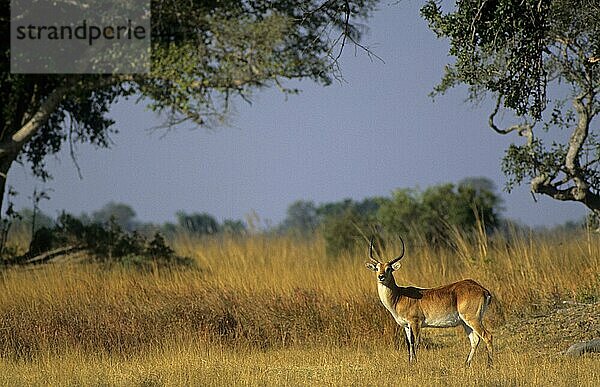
[419,182,500,243]
[176,211,220,235]
[377,179,501,244]
[421,0,600,216]
[91,202,138,231]
[221,219,247,235]
[458,176,498,195]
[316,198,357,219]
[456,178,502,231]
[282,180,501,254]
[320,206,374,256]
[376,188,421,237]
[0,0,378,212]
[280,200,320,236]
[314,198,384,255]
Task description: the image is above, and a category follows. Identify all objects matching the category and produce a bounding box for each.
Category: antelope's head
[365,236,405,285]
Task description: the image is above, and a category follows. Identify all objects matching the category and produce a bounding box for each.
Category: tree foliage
[23,213,193,269]
[279,200,320,236]
[175,211,221,236]
[159,211,246,237]
[377,179,501,246]
[91,202,138,231]
[320,205,375,256]
[221,219,247,235]
[280,178,502,256]
[422,0,600,216]
[0,0,378,211]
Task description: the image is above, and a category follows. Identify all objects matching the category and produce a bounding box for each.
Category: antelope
[365,237,493,366]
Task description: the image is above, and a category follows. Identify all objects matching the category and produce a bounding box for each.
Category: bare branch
[488,96,534,144]
[67,114,84,180]
[300,0,338,22]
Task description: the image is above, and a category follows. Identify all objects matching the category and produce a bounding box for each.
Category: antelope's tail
[485,289,492,307]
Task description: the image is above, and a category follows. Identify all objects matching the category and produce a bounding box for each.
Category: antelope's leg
[403,325,416,363]
[406,323,421,363]
[462,323,480,366]
[463,319,493,367]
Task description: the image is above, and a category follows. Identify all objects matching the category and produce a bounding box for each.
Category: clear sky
[8,1,587,227]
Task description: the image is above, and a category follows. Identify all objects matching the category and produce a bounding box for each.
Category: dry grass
[1,342,599,386]
[0,231,599,385]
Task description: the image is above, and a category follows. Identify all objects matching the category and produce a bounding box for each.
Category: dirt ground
[498,301,600,356]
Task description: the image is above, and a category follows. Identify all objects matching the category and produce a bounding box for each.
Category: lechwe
[365,237,493,366]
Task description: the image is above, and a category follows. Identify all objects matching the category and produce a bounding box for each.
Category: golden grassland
[0,231,599,385]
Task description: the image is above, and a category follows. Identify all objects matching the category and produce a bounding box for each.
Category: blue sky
[8,1,586,227]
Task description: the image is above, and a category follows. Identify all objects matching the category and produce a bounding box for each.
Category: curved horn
[388,236,405,266]
[369,236,380,263]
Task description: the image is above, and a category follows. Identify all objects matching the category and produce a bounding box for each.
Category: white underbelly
[423,312,461,328]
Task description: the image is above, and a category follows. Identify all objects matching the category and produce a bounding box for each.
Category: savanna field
[0,231,599,386]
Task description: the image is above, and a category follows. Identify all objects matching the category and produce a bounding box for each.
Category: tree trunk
[0,82,77,216]
[529,90,600,215]
[0,156,15,216]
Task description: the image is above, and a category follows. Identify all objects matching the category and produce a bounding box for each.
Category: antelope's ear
[365,262,378,272]
[391,261,402,271]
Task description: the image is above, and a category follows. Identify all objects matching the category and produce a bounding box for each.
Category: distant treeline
[7,177,586,257]
[9,204,248,239]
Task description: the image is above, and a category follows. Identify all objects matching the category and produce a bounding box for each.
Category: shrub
[24,213,194,269]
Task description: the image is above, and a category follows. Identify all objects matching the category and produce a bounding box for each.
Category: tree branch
[531,174,600,212]
[562,91,594,200]
[11,82,74,146]
[1,76,132,158]
[488,96,534,144]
